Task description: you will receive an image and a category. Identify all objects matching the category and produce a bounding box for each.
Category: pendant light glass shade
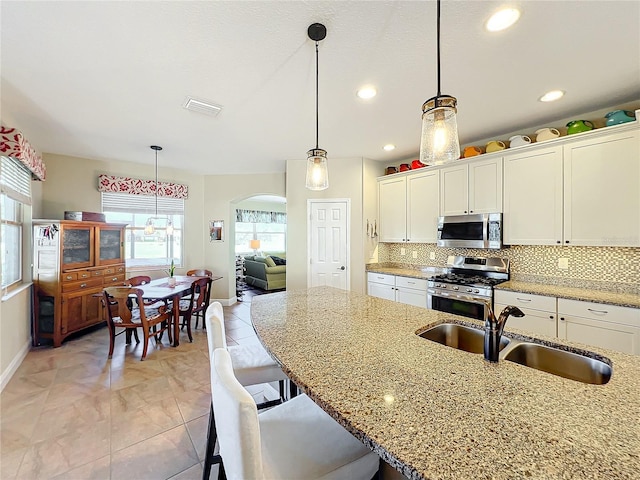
[144,217,155,235]
[420,95,460,165]
[419,0,460,166]
[306,148,329,190]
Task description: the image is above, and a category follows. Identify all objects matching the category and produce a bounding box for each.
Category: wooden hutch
[32,220,127,347]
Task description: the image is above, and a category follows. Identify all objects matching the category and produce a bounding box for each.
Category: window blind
[101,192,184,215]
[0,156,32,205]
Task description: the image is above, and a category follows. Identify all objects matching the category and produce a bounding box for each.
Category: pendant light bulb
[419,0,460,165]
[306,23,329,191]
[144,217,155,235]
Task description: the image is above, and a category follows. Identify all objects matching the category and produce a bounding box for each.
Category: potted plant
[166,259,176,287]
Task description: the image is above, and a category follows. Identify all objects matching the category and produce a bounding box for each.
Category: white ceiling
[2,1,639,176]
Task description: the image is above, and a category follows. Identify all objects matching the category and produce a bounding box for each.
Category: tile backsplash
[377,243,639,293]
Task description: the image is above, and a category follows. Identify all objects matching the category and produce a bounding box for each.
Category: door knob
[338,266,346,270]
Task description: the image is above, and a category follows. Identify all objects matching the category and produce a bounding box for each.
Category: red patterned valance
[0,125,46,180]
[98,174,188,199]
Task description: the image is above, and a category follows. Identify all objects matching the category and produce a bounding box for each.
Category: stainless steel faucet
[483,301,525,362]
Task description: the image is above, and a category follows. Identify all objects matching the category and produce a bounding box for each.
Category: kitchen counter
[365,263,443,280]
[496,280,640,309]
[251,287,640,480]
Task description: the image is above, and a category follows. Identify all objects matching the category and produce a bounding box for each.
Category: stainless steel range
[427,255,509,321]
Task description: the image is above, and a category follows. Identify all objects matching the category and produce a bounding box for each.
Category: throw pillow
[270,255,286,266]
[265,256,277,267]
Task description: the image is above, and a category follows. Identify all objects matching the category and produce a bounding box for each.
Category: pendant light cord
[154,149,158,217]
[436,0,441,97]
[315,41,319,149]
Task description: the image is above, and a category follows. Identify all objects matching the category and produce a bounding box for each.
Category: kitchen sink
[503,342,612,385]
[418,323,510,354]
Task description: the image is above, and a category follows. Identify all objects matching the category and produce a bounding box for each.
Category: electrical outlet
[429,251,436,260]
[412,251,417,259]
[558,258,569,270]
[400,248,406,256]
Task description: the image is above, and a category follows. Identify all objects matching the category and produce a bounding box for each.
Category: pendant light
[419,0,460,165]
[305,23,329,191]
[144,145,173,236]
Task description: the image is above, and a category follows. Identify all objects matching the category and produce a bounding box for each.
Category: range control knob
[466,288,472,293]
[452,286,459,291]
[473,289,480,294]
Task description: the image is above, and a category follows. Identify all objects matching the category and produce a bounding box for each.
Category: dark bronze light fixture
[305,22,329,191]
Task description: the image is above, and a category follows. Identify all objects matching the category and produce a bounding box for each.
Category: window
[102,192,184,268]
[1,156,31,289]
[235,209,286,254]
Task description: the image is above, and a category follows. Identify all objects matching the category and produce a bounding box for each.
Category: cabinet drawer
[494,290,556,313]
[114,265,126,274]
[90,269,104,277]
[103,274,126,286]
[367,272,395,286]
[103,267,115,275]
[558,298,640,328]
[395,276,427,291]
[61,272,78,282]
[61,277,103,293]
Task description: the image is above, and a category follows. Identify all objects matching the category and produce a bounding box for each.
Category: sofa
[243,252,286,291]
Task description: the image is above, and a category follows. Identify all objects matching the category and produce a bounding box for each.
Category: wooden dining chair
[208,348,380,480]
[178,276,212,342]
[103,287,173,361]
[186,269,213,328]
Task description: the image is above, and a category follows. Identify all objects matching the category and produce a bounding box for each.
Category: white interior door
[308,200,350,290]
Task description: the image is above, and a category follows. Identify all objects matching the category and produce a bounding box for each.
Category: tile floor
[0,290,273,480]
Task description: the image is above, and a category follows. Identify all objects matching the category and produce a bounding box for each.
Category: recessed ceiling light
[383,144,396,151]
[486,8,521,32]
[539,90,565,102]
[357,86,377,100]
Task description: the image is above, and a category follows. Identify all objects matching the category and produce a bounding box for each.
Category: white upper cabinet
[503,146,563,245]
[378,169,440,243]
[440,157,502,216]
[563,129,639,247]
[407,169,440,243]
[503,125,639,247]
[378,176,407,242]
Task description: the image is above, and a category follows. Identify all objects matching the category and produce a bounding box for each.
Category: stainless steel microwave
[437,213,502,249]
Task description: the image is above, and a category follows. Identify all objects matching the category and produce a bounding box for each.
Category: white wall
[286,156,380,294]
[202,173,286,303]
[40,153,206,279]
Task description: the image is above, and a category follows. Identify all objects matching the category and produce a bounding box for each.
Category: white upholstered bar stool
[203,302,290,479]
[211,347,380,480]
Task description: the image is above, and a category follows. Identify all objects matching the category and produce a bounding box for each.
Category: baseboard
[0,338,31,393]
[210,297,238,306]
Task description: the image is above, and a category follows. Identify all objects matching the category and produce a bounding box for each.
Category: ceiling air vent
[183,96,223,117]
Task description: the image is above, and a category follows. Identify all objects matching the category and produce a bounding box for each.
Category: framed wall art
[209,220,224,242]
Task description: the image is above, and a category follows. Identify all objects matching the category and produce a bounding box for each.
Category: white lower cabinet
[495,290,557,337]
[367,273,427,308]
[367,273,396,301]
[557,299,640,355]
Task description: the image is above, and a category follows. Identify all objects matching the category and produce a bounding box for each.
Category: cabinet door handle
[407,281,415,284]
[469,210,473,213]
[556,240,561,244]
[587,308,608,315]
[516,298,531,302]
[549,315,554,319]
[565,240,570,244]
[560,317,565,321]
[80,283,87,288]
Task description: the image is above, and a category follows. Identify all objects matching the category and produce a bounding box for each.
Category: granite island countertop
[251,286,640,480]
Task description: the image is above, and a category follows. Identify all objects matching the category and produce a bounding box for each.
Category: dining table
[137,274,222,346]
